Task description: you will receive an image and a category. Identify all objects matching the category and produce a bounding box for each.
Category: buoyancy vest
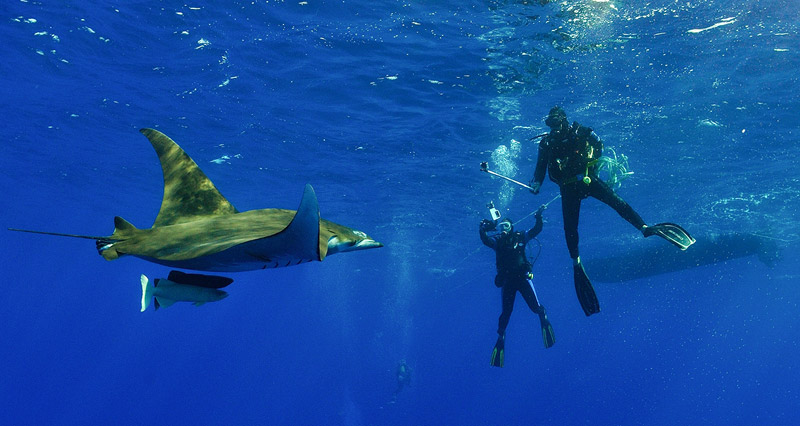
[495,232,532,279]
[544,122,603,185]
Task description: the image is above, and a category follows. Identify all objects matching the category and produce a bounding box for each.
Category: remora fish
[140,270,232,311]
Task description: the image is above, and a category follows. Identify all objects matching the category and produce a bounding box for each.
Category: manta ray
[10,128,382,271]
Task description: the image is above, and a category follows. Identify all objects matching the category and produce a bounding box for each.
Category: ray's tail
[9,225,125,259]
[8,228,115,242]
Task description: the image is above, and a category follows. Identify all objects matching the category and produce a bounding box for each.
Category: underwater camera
[487,201,501,221]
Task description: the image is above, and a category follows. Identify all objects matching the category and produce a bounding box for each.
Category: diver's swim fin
[490,334,505,368]
[643,222,696,251]
[574,262,600,316]
[539,310,556,349]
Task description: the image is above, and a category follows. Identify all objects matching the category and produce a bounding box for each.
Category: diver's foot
[538,308,556,348]
[643,222,696,250]
[574,262,600,316]
[491,334,505,368]
[541,319,556,349]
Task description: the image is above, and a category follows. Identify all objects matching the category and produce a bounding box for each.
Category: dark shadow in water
[585,232,783,283]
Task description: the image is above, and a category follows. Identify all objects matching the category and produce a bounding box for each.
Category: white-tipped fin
[140,274,153,312]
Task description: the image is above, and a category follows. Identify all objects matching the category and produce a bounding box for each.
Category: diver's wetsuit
[390,361,411,403]
[479,215,545,335]
[532,122,645,260]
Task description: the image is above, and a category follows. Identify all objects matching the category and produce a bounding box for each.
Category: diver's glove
[529,181,541,195]
[480,219,496,232]
[534,204,546,219]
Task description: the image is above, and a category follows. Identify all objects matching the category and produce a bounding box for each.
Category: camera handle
[479,162,535,191]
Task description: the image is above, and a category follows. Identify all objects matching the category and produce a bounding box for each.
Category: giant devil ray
[10,128,383,271]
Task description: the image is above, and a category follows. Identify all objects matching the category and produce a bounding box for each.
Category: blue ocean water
[2,0,799,424]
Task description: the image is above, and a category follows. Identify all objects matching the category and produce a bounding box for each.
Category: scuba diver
[389,360,411,404]
[528,106,695,316]
[480,206,556,368]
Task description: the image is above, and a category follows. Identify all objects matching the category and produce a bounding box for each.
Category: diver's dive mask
[498,220,512,234]
[545,115,567,129]
[545,106,567,129]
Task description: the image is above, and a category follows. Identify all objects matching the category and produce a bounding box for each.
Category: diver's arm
[525,210,544,241]
[531,140,549,188]
[480,230,497,249]
[479,221,497,248]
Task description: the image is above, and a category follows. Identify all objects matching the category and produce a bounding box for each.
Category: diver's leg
[519,277,556,348]
[497,284,515,335]
[491,284,515,367]
[563,185,601,315]
[589,178,646,230]
[518,277,544,315]
[560,185,582,261]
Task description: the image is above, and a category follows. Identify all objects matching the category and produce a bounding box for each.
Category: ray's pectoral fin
[248,184,322,265]
[139,128,238,227]
[275,183,321,262]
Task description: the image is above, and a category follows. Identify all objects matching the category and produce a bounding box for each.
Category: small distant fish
[688,18,736,34]
[698,119,723,127]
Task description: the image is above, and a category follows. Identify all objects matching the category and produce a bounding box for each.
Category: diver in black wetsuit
[528,106,695,316]
[480,208,555,368]
[389,360,411,404]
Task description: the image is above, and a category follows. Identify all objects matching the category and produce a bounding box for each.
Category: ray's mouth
[354,239,383,250]
[327,236,383,254]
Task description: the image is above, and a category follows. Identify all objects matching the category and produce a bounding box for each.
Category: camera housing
[487,201,501,221]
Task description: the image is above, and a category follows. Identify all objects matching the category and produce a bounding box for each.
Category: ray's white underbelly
[136,241,316,272]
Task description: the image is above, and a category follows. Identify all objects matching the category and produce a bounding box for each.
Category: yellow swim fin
[490,334,505,368]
